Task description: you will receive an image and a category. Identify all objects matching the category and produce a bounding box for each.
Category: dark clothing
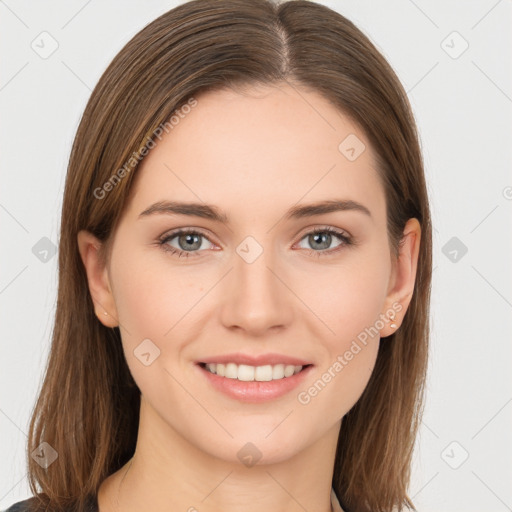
[3,494,98,512]
[4,488,350,511]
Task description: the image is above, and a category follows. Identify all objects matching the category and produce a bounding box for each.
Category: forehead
[127,82,386,226]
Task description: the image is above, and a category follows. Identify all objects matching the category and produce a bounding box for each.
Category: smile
[196,362,314,403]
[200,362,310,381]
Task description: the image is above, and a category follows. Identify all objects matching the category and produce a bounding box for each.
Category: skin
[78,82,421,512]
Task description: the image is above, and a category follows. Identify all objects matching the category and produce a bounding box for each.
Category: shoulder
[2,494,98,512]
[2,496,41,511]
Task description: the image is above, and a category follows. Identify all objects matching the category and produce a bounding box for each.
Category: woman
[5,0,431,511]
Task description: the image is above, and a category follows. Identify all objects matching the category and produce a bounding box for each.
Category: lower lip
[196,363,314,403]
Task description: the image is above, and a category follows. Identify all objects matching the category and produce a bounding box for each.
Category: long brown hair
[25,1,432,511]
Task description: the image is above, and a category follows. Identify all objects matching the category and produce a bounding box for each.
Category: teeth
[204,363,304,381]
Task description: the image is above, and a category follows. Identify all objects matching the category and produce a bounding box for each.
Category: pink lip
[197,352,313,367]
[196,363,314,403]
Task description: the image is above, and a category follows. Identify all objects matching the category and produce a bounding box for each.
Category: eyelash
[157,226,353,259]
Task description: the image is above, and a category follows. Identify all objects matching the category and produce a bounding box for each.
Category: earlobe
[380,218,422,338]
[77,230,119,328]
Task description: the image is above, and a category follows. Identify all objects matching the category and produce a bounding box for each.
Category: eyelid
[158,227,219,249]
[292,224,352,245]
[158,224,354,258]
[291,225,353,256]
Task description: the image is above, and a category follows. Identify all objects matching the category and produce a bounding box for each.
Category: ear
[380,218,421,338]
[77,230,119,328]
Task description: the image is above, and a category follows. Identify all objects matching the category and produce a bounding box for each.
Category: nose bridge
[219,234,293,333]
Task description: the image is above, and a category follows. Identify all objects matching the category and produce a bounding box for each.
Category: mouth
[197,361,313,382]
[195,361,314,403]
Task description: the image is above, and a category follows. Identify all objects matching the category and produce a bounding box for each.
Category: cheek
[292,254,388,412]
[306,340,380,423]
[297,276,383,420]
[109,251,214,386]
[299,253,390,341]
[109,255,200,402]
[111,249,203,334]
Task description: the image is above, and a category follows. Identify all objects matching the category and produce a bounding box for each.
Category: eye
[158,228,215,258]
[157,226,353,259]
[295,226,353,257]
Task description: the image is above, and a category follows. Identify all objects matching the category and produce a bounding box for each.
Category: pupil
[311,232,330,250]
[180,234,201,250]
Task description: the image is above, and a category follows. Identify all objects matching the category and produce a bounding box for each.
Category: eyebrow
[138,199,372,223]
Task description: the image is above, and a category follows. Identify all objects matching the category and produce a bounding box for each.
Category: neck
[98,397,340,512]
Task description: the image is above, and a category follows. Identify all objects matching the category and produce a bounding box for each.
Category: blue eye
[158,226,353,258]
[296,226,352,256]
[158,229,214,258]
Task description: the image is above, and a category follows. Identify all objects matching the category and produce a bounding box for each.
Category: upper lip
[197,353,313,367]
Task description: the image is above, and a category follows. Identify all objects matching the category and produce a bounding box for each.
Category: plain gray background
[1,1,511,511]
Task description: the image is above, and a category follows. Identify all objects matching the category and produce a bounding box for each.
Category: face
[79,82,420,466]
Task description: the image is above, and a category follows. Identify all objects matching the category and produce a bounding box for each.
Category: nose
[219,240,294,336]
